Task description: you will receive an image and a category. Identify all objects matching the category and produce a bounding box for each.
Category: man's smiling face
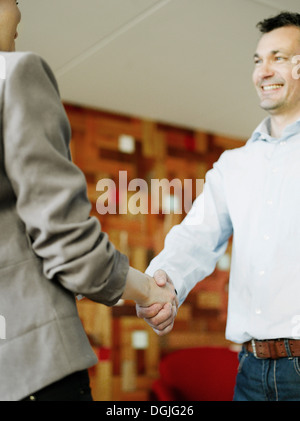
[252,25,300,116]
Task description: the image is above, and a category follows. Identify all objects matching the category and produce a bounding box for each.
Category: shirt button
[272,168,279,173]
[29,395,37,401]
[259,270,265,276]
[266,200,273,205]
[280,141,287,145]
[255,309,262,315]
[264,234,270,241]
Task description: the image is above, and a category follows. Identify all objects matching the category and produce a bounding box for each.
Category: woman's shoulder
[1,51,54,80]
[1,51,58,93]
[2,51,44,70]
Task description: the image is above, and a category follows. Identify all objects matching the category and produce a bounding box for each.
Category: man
[137,12,300,401]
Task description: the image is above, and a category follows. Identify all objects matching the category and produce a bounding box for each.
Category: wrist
[122,267,151,306]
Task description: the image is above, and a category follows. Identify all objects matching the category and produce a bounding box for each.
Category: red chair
[150,346,239,401]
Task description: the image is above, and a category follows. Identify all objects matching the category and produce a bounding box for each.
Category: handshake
[123,267,178,336]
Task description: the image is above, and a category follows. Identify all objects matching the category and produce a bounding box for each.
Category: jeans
[22,369,93,401]
[233,347,300,401]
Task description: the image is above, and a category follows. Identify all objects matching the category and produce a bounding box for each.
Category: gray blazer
[0,52,129,401]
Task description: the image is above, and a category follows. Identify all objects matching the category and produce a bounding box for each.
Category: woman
[0,0,176,401]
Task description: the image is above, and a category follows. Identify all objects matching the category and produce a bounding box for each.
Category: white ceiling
[16,0,300,140]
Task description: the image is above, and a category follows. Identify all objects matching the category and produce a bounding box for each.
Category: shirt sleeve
[3,52,129,306]
[146,153,233,305]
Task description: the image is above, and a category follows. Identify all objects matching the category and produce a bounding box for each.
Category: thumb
[153,269,168,287]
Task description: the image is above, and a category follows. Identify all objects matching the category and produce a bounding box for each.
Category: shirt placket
[249,139,283,334]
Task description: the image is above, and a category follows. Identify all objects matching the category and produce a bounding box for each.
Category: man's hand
[136,270,178,336]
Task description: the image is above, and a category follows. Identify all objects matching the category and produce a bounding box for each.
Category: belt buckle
[251,339,261,359]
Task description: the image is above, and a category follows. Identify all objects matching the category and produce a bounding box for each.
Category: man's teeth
[262,84,283,91]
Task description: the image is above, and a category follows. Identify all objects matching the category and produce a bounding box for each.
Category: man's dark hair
[257,11,300,33]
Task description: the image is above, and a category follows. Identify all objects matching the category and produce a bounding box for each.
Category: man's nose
[257,60,275,79]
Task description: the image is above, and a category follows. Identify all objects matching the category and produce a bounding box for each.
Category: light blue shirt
[147,117,300,344]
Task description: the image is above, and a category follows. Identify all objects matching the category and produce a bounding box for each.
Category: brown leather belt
[243,339,300,359]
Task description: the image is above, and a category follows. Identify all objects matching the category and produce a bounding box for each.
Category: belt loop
[284,339,293,359]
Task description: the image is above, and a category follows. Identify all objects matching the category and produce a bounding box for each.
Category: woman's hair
[257,11,300,33]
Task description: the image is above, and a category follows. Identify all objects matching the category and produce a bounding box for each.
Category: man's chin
[260,100,282,113]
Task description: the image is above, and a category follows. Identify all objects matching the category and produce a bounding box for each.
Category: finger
[151,302,177,334]
[153,318,175,336]
[153,269,168,287]
[152,315,174,332]
[144,302,173,327]
[136,303,162,319]
[154,302,177,330]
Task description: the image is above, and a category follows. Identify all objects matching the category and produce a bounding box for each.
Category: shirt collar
[249,117,300,143]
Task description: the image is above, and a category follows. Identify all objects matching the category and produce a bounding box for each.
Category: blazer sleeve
[3,52,129,306]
